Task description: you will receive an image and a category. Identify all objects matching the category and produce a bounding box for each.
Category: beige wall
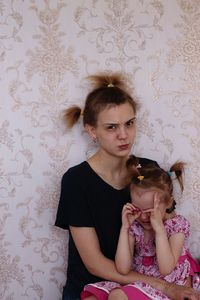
[0,0,200,299]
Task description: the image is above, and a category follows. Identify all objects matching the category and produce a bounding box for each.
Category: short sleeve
[55,169,94,229]
[165,215,190,239]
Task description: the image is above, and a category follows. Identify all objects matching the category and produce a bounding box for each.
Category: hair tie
[167,171,173,177]
[107,83,114,88]
[166,200,176,213]
[137,175,144,181]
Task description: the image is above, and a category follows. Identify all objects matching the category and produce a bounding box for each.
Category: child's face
[130,186,167,230]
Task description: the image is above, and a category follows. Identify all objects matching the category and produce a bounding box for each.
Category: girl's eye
[126,119,135,127]
[106,125,117,130]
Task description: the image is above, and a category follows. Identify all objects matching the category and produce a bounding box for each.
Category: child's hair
[126,155,185,213]
[64,73,138,128]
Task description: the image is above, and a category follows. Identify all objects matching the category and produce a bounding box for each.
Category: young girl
[82,156,200,300]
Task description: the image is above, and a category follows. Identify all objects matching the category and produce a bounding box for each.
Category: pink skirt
[81,284,151,300]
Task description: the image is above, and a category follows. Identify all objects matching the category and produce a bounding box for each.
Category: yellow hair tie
[107,83,114,88]
[137,175,144,181]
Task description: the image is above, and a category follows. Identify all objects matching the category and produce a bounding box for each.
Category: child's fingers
[131,207,142,219]
[123,203,133,209]
[143,208,153,214]
[122,203,141,221]
[122,204,134,217]
[153,192,160,209]
[133,210,141,219]
[131,204,139,210]
[123,203,133,212]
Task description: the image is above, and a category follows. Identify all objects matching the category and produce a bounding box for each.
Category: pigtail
[63,105,82,128]
[169,161,185,192]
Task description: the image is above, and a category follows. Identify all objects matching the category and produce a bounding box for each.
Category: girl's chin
[139,222,152,229]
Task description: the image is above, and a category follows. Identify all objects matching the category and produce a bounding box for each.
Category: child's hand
[122,203,141,229]
[150,193,164,232]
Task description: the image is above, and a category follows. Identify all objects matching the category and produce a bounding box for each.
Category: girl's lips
[118,144,129,150]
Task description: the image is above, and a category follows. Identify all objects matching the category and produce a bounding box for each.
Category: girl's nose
[140,212,150,221]
[117,126,128,139]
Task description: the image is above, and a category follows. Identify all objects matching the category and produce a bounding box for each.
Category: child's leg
[108,288,128,300]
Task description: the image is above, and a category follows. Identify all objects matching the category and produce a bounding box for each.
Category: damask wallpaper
[0,0,200,299]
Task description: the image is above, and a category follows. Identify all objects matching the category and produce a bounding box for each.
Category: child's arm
[115,225,135,274]
[155,225,185,276]
[150,195,185,276]
[115,203,140,275]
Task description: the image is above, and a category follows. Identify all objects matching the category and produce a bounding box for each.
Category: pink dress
[81,215,200,300]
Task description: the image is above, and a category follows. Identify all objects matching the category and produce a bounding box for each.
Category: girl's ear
[85,124,97,141]
[168,196,174,206]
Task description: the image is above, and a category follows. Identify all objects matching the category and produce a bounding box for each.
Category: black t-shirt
[55,157,158,296]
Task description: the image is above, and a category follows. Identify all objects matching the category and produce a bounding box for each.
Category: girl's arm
[115,226,135,274]
[70,225,134,283]
[115,203,140,274]
[150,195,185,276]
[155,226,185,276]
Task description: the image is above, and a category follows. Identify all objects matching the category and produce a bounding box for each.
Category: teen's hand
[164,282,200,300]
[121,203,141,229]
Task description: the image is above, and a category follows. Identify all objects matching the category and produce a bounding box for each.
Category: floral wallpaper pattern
[0,0,199,299]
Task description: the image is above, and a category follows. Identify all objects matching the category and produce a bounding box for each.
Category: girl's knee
[108,288,128,300]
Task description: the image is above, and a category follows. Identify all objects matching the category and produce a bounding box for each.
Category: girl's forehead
[131,188,155,208]
[98,103,135,121]
[131,186,155,196]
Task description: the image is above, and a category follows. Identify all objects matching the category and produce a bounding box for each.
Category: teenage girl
[55,73,200,300]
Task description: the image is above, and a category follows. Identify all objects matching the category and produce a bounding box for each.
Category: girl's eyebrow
[132,204,140,209]
[126,116,136,122]
[104,116,136,126]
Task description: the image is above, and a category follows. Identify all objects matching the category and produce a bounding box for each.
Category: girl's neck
[87,150,130,189]
[89,150,129,170]
[144,229,155,243]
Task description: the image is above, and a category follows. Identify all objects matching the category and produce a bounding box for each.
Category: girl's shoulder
[165,214,190,238]
[62,161,92,180]
[64,161,88,174]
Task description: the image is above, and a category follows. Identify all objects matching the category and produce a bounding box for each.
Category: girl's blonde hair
[126,155,185,212]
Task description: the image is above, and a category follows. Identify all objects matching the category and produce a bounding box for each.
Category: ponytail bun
[87,73,128,91]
